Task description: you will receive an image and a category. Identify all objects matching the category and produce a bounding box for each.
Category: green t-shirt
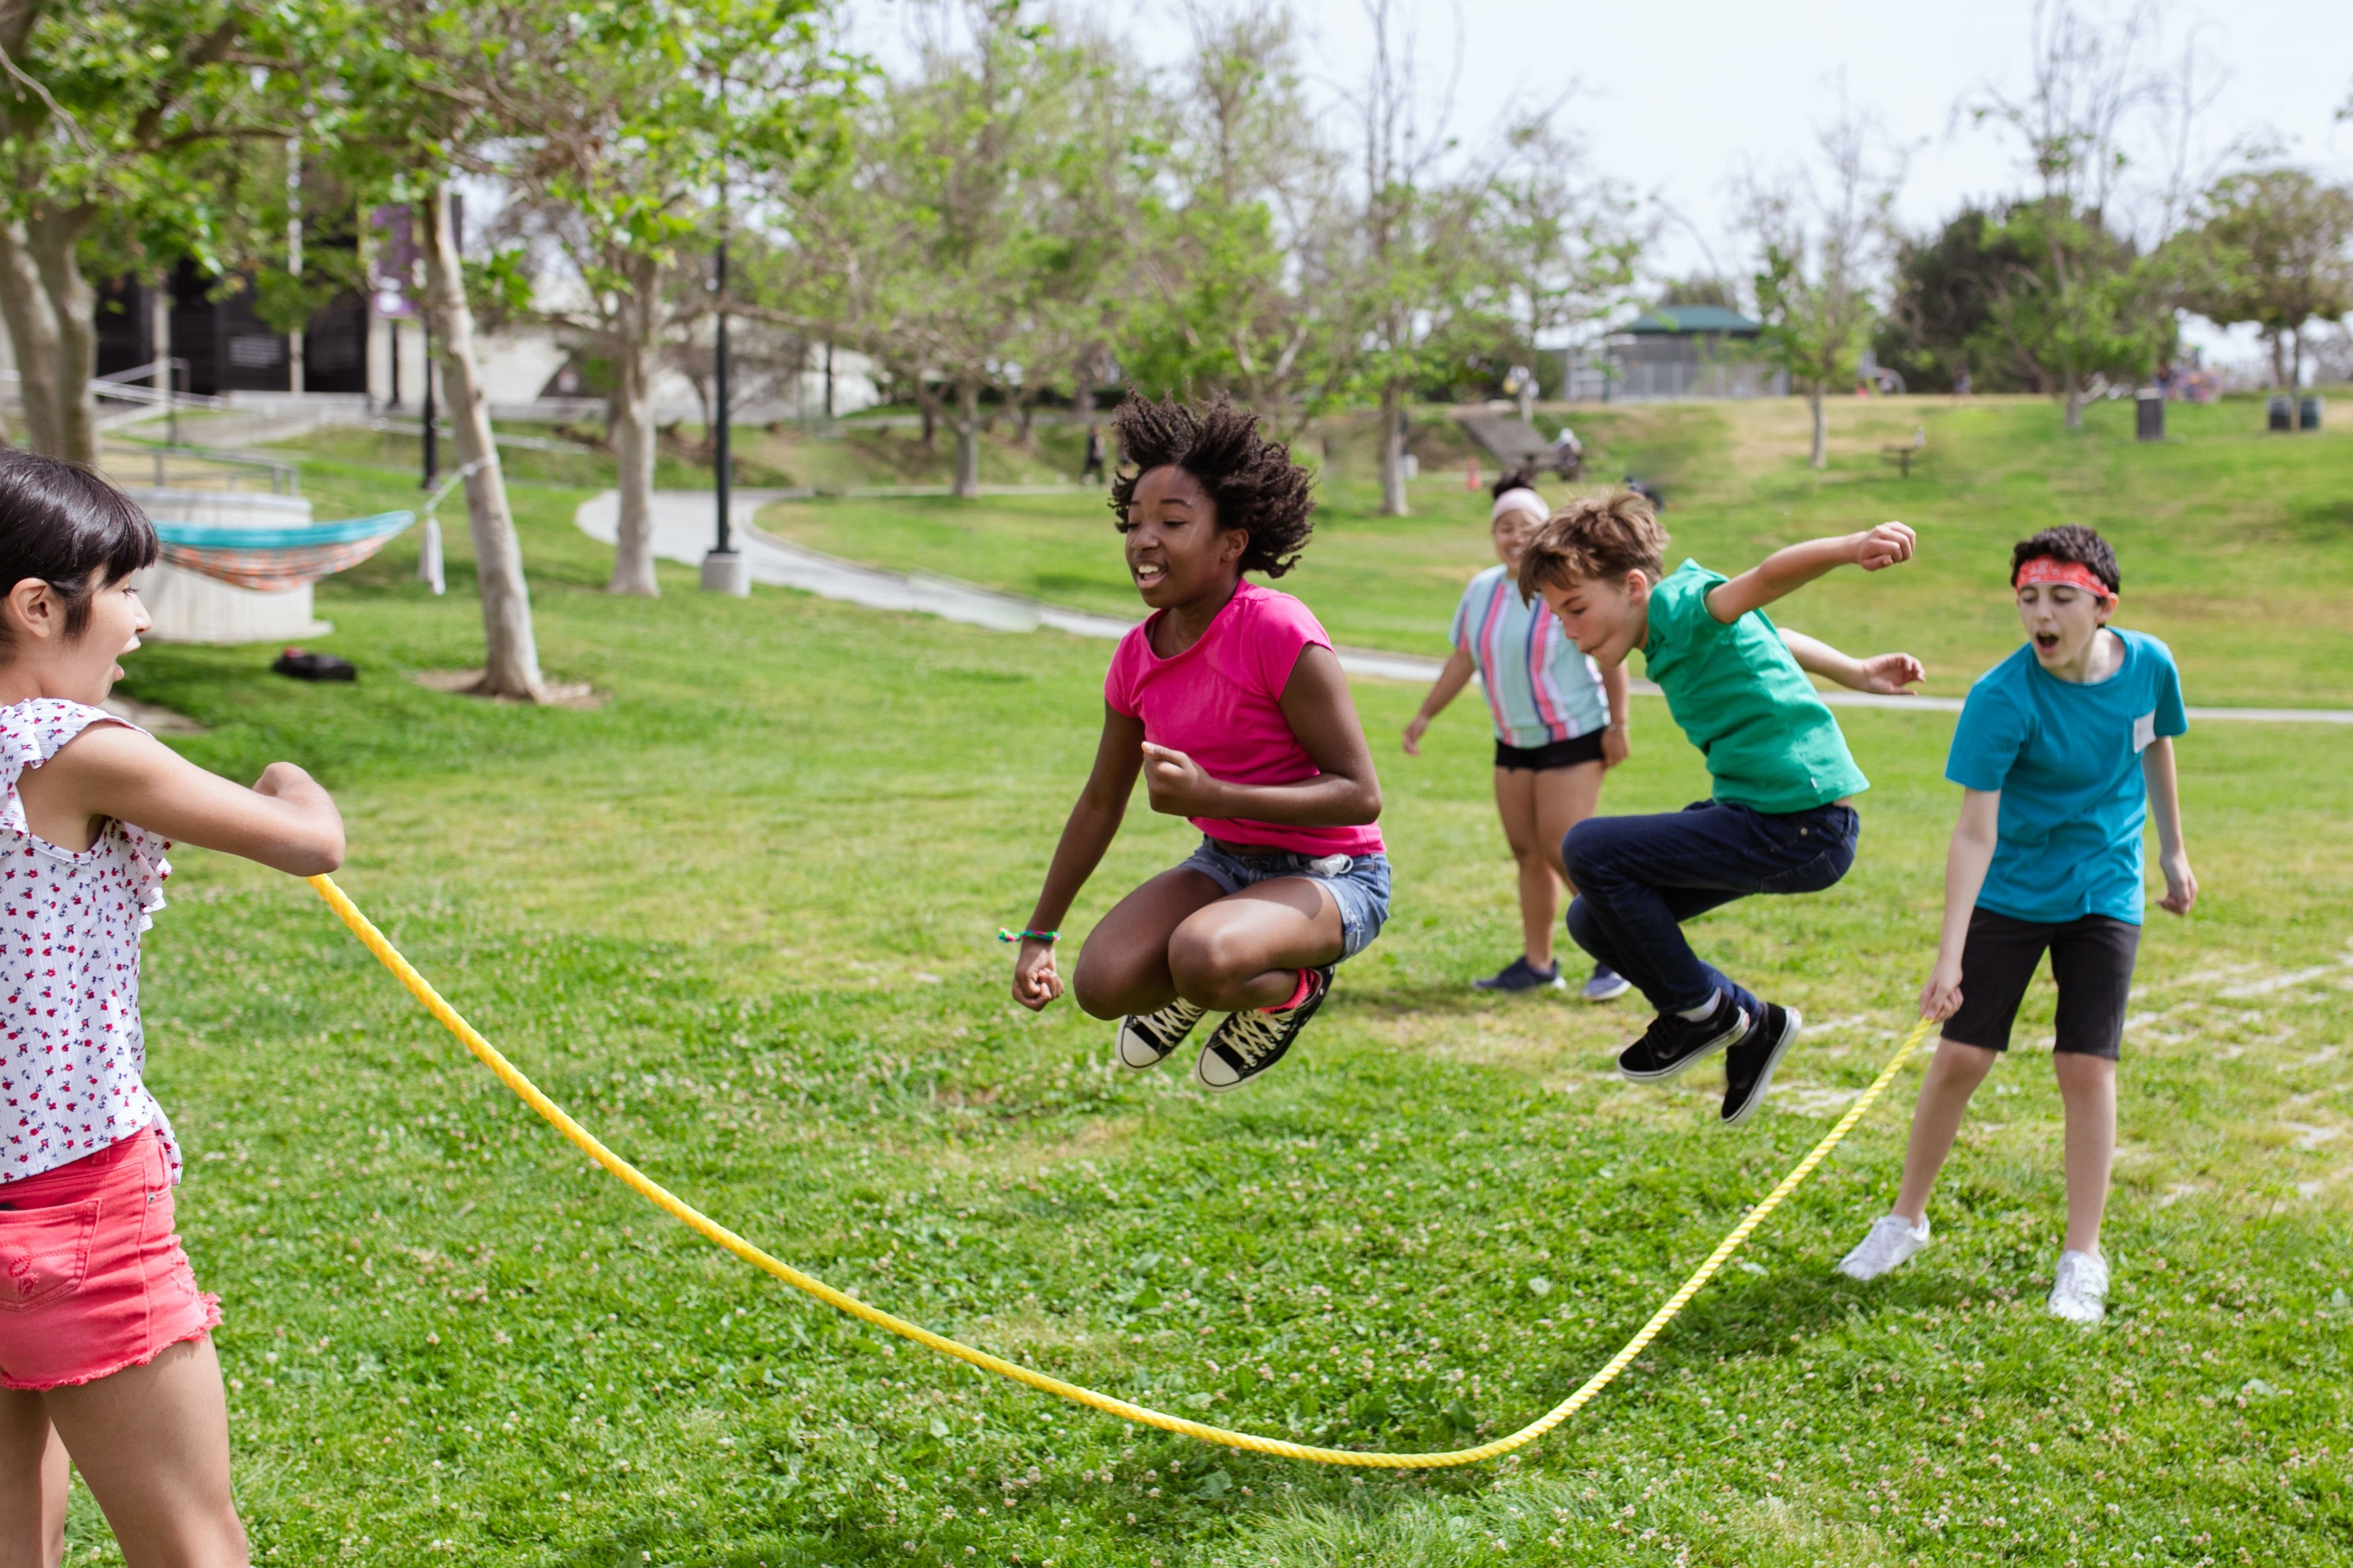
[1641,560,1869,813]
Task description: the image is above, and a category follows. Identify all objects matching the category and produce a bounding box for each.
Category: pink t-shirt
[1104,582,1384,857]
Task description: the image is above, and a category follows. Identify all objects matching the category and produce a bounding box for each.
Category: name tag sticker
[2133,711,2156,753]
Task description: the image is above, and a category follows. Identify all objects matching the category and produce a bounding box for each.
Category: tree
[1327,0,1499,516]
[786,1,1135,498]
[2183,168,2353,388]
[1119,6,1345,431]
[1968,0,2175,428]
[1484,109,1641,401]
[0,1,272,463]
[1874,206,2034,392]
[476,0,849,595]
[1742,106,1900,469]
[290,0,549,699]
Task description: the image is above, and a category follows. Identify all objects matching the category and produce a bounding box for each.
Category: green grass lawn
[759,392,2353,707]
[56,416,2353,1566]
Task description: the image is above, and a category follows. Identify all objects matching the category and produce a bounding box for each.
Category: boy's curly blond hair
[1516,488,1669,600]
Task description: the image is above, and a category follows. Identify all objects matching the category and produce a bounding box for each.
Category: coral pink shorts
[0,1127,220,1391]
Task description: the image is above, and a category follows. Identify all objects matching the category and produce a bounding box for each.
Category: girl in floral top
[0,454,344,1566]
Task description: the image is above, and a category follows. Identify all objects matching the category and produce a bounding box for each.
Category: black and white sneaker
[1116,999,1207,1070]
[1196,966,1334,1092]
[1616,991,1749,1082]
[1721,1003,1801,1126]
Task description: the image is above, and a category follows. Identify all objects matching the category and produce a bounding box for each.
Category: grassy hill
[760,392,2353,706]
[59,403,2353,1566]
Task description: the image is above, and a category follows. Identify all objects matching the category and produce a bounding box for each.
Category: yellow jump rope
[308,874,1934,1470]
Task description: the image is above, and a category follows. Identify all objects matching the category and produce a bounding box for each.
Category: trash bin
[2299,395,2324,431]
[2135,388,2164,442]
[2268,395,2293,431]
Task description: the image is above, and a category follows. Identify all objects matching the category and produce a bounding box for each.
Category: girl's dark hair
[2010,524,2119,594]
[1490,462,1539,500]
[0,451,159,641]
[1108,395,1316,577]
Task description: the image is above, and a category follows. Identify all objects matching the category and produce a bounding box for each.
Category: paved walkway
[575,491,2353,723]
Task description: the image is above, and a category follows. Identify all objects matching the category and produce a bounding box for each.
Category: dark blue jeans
[1561,799,1860,1020]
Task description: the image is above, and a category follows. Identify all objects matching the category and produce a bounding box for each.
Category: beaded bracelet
[997,928,1059,944]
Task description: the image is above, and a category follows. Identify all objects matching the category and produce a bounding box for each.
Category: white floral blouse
[0,699,175,1186]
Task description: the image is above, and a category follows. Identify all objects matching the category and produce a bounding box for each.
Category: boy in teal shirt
[1517,490,1924,1125]
[1838,525,2195,1325]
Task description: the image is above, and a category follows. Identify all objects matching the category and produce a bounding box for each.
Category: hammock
[151,510,418,593]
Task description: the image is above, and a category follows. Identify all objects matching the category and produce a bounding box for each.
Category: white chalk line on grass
[574,492,2353,723]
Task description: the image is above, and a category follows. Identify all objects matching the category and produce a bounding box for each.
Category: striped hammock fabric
[151,511,417,593]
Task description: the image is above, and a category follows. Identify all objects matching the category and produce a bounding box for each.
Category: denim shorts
[1177,838,1393,962]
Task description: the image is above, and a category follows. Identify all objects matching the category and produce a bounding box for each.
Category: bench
[1882,428,1927,478]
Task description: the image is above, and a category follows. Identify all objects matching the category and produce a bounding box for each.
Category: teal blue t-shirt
[1945,630,2187,924]
[1642,560,1870,813]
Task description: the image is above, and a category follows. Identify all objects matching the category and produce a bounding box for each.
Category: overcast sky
[857,0,2353,363]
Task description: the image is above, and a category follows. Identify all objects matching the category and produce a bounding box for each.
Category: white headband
[1490,487,1548,524]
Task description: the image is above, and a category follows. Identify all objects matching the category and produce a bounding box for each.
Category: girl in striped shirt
[1403,471,1631,997]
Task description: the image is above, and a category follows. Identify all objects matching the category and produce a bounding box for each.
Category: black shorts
[1495,732,1607,772]
[1943,909,2141,1061]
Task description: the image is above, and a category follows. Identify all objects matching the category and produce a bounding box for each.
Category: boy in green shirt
[1518,490,1923,1124]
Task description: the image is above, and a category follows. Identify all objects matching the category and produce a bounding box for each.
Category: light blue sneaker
[1580,964,1633,1002]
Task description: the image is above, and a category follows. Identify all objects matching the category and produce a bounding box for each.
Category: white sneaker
[2047,1249,2110,1324]
[1835,1215,1931,1281]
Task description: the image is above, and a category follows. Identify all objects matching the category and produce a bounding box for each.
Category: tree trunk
[0,220,64,455]
[605,255,662,597]
[915,379,939,449]
[2063,384,2084,430]
[1808,384,1827,470]
[23,207,98,466]
[2289,326,2304,390]
[1378,384,1409,517]
[420,183,546,702]
[1072,344,1098,420]
[952,379,982,499]
[2267,331,2288,389]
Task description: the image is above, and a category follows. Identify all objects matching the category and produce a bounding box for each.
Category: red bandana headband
[2013,556,2116,600]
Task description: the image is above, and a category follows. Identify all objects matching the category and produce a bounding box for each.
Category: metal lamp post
[700,180,750,596]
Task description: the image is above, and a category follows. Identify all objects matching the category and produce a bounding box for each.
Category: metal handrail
[100,438,300,496]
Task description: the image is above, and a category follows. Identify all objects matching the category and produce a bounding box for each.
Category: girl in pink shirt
[1008,397,1388,1091]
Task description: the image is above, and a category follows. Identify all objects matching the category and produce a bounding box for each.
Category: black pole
[714,234,731,555]
[421,318,438,487]
[388,318,401,410]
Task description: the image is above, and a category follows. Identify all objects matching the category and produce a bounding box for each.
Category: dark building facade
[96,258,369,397]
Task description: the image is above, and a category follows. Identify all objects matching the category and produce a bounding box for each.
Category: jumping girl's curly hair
[1109,395,1317,577]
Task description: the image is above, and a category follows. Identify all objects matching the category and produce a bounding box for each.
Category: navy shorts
[1178,838,1393,961]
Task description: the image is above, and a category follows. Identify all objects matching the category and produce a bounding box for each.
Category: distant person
[1552,426,1584,481]
[1080,424,1107,485]
[1838,525,2194,1326]
[1402,468,1632,1000]
[0,452,346,1565]
[1952,366,1974,398]
[1009,396,1388,1094]
[1517,491,1924,1125]
[1621,475,1662,510]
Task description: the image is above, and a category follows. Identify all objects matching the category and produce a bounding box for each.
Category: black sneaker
[1472,956,1566,993]
[1616,992,1749,1083]
[1196,966,1334,1092]
[1721,1003,1801,1126]
[1116,999,1207,1070]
